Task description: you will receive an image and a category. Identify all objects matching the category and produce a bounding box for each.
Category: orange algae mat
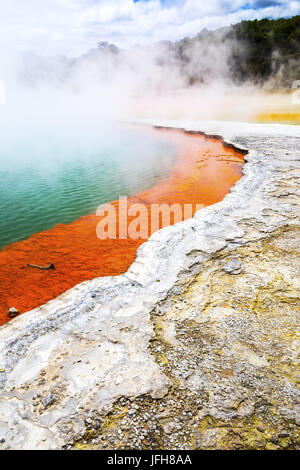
[0,128,245,325]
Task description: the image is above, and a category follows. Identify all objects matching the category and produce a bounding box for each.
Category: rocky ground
[0,121,299,450]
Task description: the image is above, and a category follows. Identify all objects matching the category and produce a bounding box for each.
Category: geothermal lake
[0,124,178,249]
[0,125,245,325]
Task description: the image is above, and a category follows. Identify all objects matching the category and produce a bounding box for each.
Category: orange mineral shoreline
[0,127,245,326]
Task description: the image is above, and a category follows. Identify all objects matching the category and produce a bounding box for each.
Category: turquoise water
[0,124,177,249]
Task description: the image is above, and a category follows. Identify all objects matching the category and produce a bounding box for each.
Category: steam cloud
[0,18,298,139]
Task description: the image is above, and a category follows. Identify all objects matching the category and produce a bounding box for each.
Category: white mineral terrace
[0,120,299,450]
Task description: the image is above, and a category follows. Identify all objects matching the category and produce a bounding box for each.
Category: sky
[0,0,299,56]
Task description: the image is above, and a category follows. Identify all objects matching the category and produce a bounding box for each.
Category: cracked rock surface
[0,120,299,450]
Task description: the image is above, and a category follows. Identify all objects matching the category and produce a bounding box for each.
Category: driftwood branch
[27,263,55,271]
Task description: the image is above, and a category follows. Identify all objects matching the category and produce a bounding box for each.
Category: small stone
[163,421,176,434]
[0,439,5,444]
[94,420,101,430]
[223,259,242,274]
[8,307,19,318]
[42,393,56,408]
[278,432,289,438]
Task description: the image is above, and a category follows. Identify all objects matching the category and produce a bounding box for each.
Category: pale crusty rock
[0,120,299,450]
[0,275,170,449]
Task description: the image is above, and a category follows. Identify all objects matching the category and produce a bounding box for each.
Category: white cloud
[0,0,299,56]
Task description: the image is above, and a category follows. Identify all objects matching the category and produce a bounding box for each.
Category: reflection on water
[0,125,177,248]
